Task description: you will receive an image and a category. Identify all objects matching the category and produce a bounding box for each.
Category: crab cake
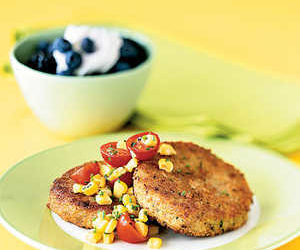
[47,162,118,229]
[133,141,253,237]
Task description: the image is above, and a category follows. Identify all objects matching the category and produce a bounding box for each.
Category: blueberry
[27,51,56,74]
[107,60,131,74]
[44,55,57,74]
[120,39,139,59]
[57,69,74,76]
[114,61,131,72]
[36,41,50,53]
[52,37,72,53]
[120,38,148,67]
[65,51,82,70]
[81,37,95,53]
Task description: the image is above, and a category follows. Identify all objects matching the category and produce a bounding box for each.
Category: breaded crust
[133,142,253,237]
[47,162,118,229]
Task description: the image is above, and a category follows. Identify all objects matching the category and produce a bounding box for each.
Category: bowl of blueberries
[10,25,153,137]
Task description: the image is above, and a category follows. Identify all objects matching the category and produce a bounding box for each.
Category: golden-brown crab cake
[47,162,119,229]
[133,141,253,237]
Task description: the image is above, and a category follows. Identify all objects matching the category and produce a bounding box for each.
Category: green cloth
[132,36,300,154]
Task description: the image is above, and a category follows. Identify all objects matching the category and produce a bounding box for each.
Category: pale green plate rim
[1,132,300,250]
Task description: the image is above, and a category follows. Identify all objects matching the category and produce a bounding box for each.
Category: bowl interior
[13,26,153,72]
[14,28,64,65]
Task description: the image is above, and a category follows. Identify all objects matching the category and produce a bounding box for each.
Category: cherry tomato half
[107,171,133,189]
[71,162,100,185]
[117,213,148,243]
[100,142,131,168]
[126,132,160,160]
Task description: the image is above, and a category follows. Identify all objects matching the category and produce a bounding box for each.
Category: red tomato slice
[117,213,148,243]
[107,171,133,189]
[126,132,160,160]
[71,162,100,185]
[100,142,131,168]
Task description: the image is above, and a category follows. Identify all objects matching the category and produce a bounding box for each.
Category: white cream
[56,25,123,76]
[53,50,68,73]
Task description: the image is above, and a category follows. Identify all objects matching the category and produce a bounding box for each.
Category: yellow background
[1,0,300,249]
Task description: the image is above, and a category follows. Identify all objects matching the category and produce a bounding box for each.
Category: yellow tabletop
[1,0,300,249]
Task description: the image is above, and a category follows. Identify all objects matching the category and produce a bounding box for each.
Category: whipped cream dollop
[53,25,123,75]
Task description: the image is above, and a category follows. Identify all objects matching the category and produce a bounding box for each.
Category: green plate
[0,132,300,250]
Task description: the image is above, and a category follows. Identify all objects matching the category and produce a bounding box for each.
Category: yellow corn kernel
[72,183,83,193]
[86,230,102,244]
[158,143,176,156]
[95,192,112,205]
[103,232,114,244]
[125,158,138,172]
[93,218,108,233]
[138,209,148,222]
[107,167,127,181]
[105,213,114,221]
[112,205,127,218]
[122,194,137,206]
[97,211,107,220]
[82,181,99,196]
[147,237,162,249]
[125,203,139,216]
[158,159,174,173]
[127,187,134,195]
[113,180,128,198]
[100,164,114,177]
[104,219,118,234]
[114,205,128,215]
[149,225,160,236]
[99,187,112,197]
[135,221,148,237]
[117,140,127,149]
[92,174,106,188]
[141,134,157,147]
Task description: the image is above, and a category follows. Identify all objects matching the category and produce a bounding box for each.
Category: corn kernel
[141,134,157,147]
[113,180,128,198]
[92,174,106,188]
[103,232,114,244]
[82,181,99,196]
[125,158,138,172]
[127,187,134,195]
[86,230,102,244]
[138,209,148,222]
[158,143,176,156]
[104,219,118,234]
[99,187,112,197]
[147,237,162,249]
[97,211,107,220]
[114,205,128,214]
[95,192,112,205]
[149,225,160,236]
[122,194,137,206]
[117,140,127,149]
[72,183,83,193]
[107,167,127,181]
[100,164,114,177]
[158,159,174,173]
[112,205,127,218]
[126,203,139,216]
[135,221,148,237]
[93,218,108,233]
[105,213,114,221]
